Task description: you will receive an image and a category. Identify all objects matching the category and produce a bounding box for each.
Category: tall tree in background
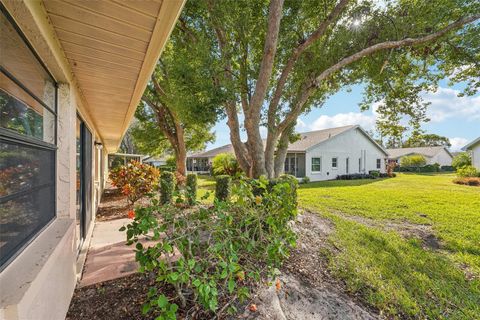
[403,133,451,148]
[132,22,224,179]
[182,0,479,178]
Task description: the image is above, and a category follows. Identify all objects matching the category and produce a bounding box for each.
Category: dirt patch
[330,210,442,250]
[241,211,378,320]
[96,184,150,222]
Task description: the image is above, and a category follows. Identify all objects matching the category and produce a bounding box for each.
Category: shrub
[453,177,480,186]
[456,165,479,178]
[212,153,242,176]
[158,165,175,172]
[166,155,177,168]
[122,177,298,319]
[440,165,454,172]
[109,161,159,205]
[452,152,471,169]
[160,171,176,204]
[301,176,310,184]
[186,173,198,205]
[215,175,231,201]
[369,170,380,178]
[400,155,426,169]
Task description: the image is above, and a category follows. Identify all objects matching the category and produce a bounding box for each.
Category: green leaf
[228,279,235,294]
[142,303,151,315]
[192,279,201,287]
[157,294,168,308]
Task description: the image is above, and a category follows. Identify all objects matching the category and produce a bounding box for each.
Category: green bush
[452,152,471,169]
[369,170,380,178]
[212,153,242,176]
[160,171,175,204]
[400,155,427,168]
[301,176,310,184]
[456,165,479,178]
[123,177,298,319]
[186,173,198,205]
[215,175,231,201]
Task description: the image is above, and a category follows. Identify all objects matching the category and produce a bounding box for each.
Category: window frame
[376,158,381,169]
[331,157,338,169]
[311,157,322,172]
[0,3,58,271]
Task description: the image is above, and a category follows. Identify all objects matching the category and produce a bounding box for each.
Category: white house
[188,125,388,181]
[386,146,453,166]
[463,137,480,170]
[0,1,184,319]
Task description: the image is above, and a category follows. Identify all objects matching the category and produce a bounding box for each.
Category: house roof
[463,137,480,150]
[189,144,235,158]
[386,146,452,159]
[190,125,388,158]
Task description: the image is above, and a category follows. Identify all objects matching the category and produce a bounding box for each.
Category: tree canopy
[132,20,225,177]
[177,0,479,178]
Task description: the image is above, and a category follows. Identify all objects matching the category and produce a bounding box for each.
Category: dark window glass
[312,157,321,172]
[376,158,381,169]
[332,157,338,168]
[0,141,55,267]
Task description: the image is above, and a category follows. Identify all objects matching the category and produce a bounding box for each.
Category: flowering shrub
[453,177,480,186]
[109,161,160,205]
[121,175,298,319]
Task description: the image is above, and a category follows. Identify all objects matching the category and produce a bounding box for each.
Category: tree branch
[277,14,480,132]
[267,0,350,128]
[247,0,284,120]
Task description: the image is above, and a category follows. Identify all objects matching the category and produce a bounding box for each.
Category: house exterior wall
[430,149,453,166]
[0,4,106,319]
[471,144,480,170]
[305,128,386,181]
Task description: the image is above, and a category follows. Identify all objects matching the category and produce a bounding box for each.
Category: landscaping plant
[122,175,298,319]
[212,153,242,176]
[159,171,176,205]
[109,161,160,206]
[185,173,198,205]
[214,175,231,201]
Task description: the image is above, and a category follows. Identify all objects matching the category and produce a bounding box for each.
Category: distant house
[463,137,480,170]
[187,125,388,181]
[143,156,168,168]
[386,146,453,166]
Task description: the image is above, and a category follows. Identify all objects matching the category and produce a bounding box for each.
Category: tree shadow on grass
[327,215,480,319]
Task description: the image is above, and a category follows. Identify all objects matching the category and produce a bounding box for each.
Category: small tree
[452,152,472,169]
[160,171,176,205]
[400,155,427,170]
[109,161,160,206]
[212,153,242,176]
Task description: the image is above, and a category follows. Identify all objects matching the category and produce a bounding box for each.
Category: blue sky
[206,81,479,151]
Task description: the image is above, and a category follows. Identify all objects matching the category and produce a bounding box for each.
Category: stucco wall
[305,128,387,181]
[430,149,453,166]
[472,144,480,170]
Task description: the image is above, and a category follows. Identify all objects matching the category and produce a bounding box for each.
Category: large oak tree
[181,0,479,178]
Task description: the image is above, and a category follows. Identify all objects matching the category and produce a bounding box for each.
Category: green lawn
[299,173,480,319]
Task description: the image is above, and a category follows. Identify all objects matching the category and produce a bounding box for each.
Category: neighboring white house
[0,1,184,319]
[143,156,168,168]
[463,137,480,170]
[386,146,453,166]
[188,125,388,181]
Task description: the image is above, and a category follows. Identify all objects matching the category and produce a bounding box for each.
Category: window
[311,157,321,172]
[376,158,381,169]
[332,157,338,168]
[0,7,57,269]
[358,158,362,172]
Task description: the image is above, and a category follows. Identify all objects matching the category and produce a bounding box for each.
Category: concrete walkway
[80,218,156,287]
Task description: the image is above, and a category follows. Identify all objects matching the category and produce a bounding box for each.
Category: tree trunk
[265,130,280,178]
[273,126,292,177]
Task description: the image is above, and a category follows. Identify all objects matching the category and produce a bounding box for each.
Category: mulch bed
[96,184,150,221]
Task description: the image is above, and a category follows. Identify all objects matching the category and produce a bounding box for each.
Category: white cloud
[449,137,469,152]
[423,87,480,123]
[309,112,376,131]
[295,118,307,131]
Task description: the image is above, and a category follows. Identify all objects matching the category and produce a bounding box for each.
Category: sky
[206,80,480,152]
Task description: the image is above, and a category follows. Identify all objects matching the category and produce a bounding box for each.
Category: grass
[299,173,480,319]
[198,173,480,318]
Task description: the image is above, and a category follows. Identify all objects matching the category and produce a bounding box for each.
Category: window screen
[0,5,57,269]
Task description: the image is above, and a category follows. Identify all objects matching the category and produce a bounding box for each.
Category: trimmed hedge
[395,164,440,172]
[160,171,175,205]
[215,175,231,201]
[186,173,198,205]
